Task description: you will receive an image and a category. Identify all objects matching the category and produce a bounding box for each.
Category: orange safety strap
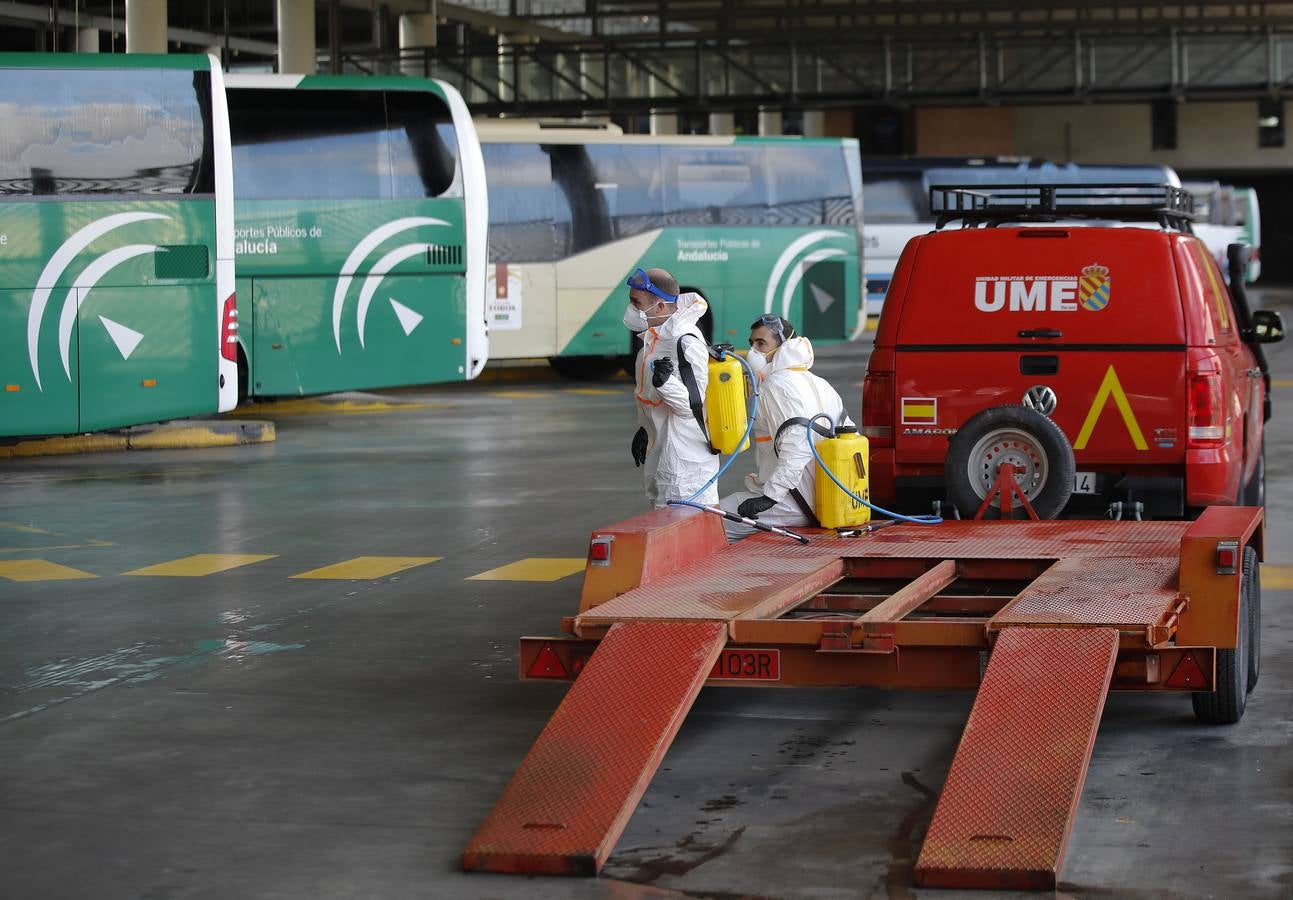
[634,329,664,407]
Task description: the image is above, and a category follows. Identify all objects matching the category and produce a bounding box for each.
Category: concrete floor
[2,330,1292,899]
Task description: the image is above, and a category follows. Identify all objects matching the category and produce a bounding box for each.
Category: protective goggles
[626,267,678,304]
[754,313,788,340]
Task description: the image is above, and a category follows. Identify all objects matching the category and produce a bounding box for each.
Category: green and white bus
[0,53,238,437]
[225,74,489,397]
[477,123,864,378]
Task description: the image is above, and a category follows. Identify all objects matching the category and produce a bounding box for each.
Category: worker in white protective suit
[719,315,851,538]
[625,267,720,508]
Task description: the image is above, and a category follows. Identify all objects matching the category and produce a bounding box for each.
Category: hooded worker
[719,315,852,537]
[625,267,720,508]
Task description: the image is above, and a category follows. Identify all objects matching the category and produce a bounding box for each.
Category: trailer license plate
[709,648,780,681]
[1074,471,1097,494]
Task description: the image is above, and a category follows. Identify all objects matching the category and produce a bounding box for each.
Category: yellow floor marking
[467,557,587,582]
[0,560,98,581]
[1271,379,1293,389]
[0,522,58,535]
[0,540,114,553]
[491,390,545,400]
[567,388,621,396]
[246,399,441,417]
[123,553,277,577]
[1261,564,1293,590]
[290,556,441,580]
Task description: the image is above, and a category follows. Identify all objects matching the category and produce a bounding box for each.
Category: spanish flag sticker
[901,397,938,425]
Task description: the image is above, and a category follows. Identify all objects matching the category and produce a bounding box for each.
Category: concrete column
[709,111,735,136]
[126,0,166,54]
[649,110,678,135]
[277,0,316,75]
[398,12,437,77]
[497,35,514,103]
[648,64,678,135]
[802,110,826,137]
[758,108,782,135]
[77,28,101,53]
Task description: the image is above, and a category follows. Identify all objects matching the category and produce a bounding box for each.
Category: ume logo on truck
[974,263,1111,313]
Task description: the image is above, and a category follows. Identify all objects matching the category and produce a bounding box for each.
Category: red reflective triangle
[527,643,568,679]
[1165,651,1208,689]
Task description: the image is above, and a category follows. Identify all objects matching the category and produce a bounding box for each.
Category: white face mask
[623,304,649,333]
[746,348,768,377]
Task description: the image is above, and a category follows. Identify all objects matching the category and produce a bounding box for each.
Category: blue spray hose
[801,413,942,525]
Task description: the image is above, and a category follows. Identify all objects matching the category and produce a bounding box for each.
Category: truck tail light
[861,371,894,447]
[220,293,239,363]
[1187,366,1224,447]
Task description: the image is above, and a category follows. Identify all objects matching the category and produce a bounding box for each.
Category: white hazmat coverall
[632,291,720,507]
[720,336,851,536]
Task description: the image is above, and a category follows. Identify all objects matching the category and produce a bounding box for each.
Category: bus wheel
[548,355,623,381]
[236,347,250,405]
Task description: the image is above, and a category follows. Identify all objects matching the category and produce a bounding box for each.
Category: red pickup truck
[862,184,1284,519]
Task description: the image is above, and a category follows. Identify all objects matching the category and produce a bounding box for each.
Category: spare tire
[945,405,1076,519]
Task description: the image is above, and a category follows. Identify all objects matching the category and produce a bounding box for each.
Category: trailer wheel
[1192,549,1252,723]
[945,405,1075,520]
[1245,545,1261,693]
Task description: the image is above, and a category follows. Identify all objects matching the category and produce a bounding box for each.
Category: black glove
[651,356,674,388]
[631,427,648,467]
[737,495,777,519]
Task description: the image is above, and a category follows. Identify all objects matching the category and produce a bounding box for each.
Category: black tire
[1246,545,1261,693]
[944,405,1076,520]
[1192,549,1251,723]
[548,355,623,381]
[236,346,250,404]
[1242,441,1265,507]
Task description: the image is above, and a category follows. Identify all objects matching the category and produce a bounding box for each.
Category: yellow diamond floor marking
[0,560,98,581]
[290,556,441,580]
[567,388,621,396]
[1272,379,1293,389]
[467,557,587,582]
[1262,564,1293,590]
[123,553,278,577]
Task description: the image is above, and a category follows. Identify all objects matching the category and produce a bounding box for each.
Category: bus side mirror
[1252,309,1285,344]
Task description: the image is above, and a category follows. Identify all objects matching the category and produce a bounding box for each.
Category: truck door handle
[1018,329,1063,339]
[1247,368,1263,377]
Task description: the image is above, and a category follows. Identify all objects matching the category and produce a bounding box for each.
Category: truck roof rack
[929,183,1195,231]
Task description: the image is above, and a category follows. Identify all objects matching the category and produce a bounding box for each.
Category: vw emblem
[1023,385,1058,416]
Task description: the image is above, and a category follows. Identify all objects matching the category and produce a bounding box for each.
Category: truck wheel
[1245,545,1261,693]
[1242,442,1265,507]
[1192,551,1251,723]
[945,405,1075,520]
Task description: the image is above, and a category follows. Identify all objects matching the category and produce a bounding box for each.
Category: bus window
[231,88,459,200]
[765,144,856,226]
[384,89,459,198]
[481,142,560,263]
[582,144,664,242]
[861,172,924,224]
[663,145,768,225]
[0,69,211,196]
